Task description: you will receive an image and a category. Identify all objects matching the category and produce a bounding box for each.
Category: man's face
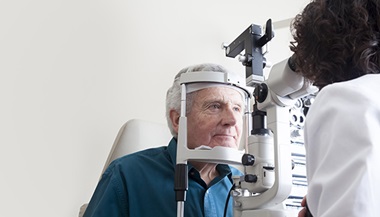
[186,86,244,149]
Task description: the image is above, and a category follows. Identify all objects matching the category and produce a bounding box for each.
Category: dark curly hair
[290,0,380,89]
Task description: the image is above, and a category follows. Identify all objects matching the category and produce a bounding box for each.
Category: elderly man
[83,63,247,217]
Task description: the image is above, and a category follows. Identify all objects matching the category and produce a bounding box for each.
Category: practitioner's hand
[298,196,307,217]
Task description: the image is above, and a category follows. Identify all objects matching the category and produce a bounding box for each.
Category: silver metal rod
[177,201,185,217]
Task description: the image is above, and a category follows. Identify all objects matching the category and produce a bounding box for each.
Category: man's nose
[221,107,238,126]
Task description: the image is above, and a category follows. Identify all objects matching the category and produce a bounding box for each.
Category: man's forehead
[187,83,248,97]
[195,87,245,104]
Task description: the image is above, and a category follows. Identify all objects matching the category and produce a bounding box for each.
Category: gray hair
[165,63,230,137]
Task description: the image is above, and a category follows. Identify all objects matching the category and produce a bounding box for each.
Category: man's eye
[209,104,221,109]
[233,106,241,112]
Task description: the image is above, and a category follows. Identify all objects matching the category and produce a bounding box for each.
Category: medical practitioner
[83,63,247,217]
[291,0,380,216]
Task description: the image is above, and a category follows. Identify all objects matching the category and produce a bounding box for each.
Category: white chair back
[79,119,172,217]
[101,119,172,175]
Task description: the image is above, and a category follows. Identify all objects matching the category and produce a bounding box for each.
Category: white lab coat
[304,74,380,217]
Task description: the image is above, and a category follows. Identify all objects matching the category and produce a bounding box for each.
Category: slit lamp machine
[174,19,318,217]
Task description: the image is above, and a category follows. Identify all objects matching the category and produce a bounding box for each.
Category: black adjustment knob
[242,154,255,166]
[254,83,268,103]
[244,174,258,183]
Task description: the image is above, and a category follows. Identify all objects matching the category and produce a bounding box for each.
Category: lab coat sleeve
[83,162,129,217]
[304,81,380,217]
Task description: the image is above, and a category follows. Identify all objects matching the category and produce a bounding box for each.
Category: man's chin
[210,140,238,149]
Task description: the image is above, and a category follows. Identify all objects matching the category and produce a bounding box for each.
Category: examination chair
[79,119,172,217]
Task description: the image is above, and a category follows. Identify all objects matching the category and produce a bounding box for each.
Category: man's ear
[169,110,180,134]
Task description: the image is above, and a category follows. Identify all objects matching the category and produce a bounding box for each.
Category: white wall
[0,1,309,216]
